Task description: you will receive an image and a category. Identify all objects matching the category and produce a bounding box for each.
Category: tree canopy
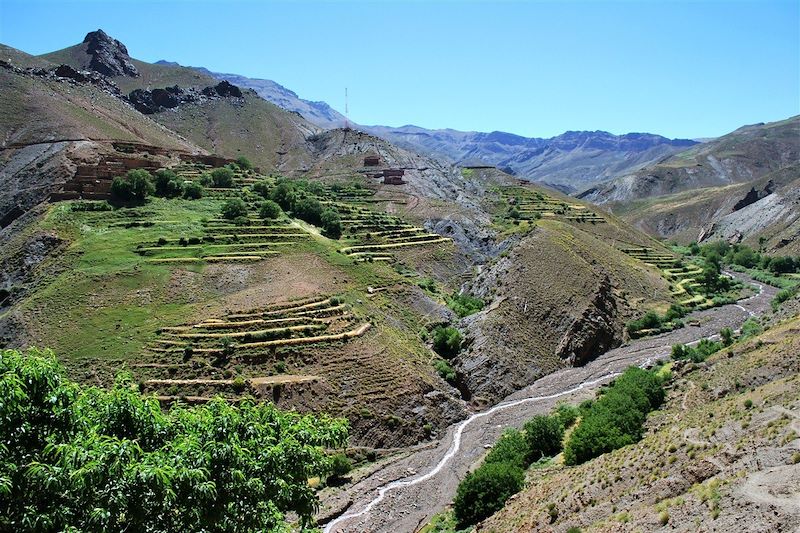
[0,348,348,532]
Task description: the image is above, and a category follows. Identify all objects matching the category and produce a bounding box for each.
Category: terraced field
[139,295,371,402]
[333,203,452,262]
[500,185,606,223]
[134,217,311,263]
[620,247,710,307]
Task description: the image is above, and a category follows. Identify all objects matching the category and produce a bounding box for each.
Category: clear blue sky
[1,0,798,139]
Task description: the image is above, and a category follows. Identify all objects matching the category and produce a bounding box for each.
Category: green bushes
[110,169,154,204]
[326,453,352,486]
[221,198,248,220]
[627,304,689,337]
[293,197,323,225]
[433,359,456,383]
[236,156,253,170]
[563,367,664,465]
[259,200,283,220]
[453,410,567,528]
[182,181,203,199]
[484,429,529,469]
[524,415,564,462]
[0,348,348,532]
[321,208,342,239]
[446,292,485,318]
[432,326,462,358]
[153,169,183,198]
[772,287,796,310]
[671,338,723,363]
[210,167,235,187]
[453,462,524,529]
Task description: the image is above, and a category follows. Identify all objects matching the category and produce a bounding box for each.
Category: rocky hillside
[580,115,800,204]
[363,126,697,192]
[581,116,800,251]
[184,64,348,129]
[478,312,800,532]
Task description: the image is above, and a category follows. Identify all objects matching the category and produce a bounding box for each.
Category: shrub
[221,198,248,220]
[232,376,246,392]
[199,172,213,186]
[720,327,734,346]
[236,156,253,170]
[153,169,183,198]
[743,399,753,409]
[252,180,270,198]
[327,453,352,485]
[626,311,662,334]
[433,359,456,383]
[210,167,235,188]
[259,200,283,220]
[555,404,580,429]
[0,348,348,532]
[671,338,722,363]
[772,288,795,310]
[321,208,342,239]
[564,367,664,465]
[432,326,461,358]
[453,462,524,528]
[269,181,297,211]
[740,318,762,339]
[110,169,154,204]
[293,197,323,225]
[446,292,485,318]
[523,415,564,461]
[183,181,203,199]
[484,429,528,469]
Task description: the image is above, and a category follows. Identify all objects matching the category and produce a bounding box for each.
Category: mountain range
[155,59,700,193]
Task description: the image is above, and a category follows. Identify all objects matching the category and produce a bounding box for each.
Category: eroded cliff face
[554,274,622,366]
[453,224,641,406]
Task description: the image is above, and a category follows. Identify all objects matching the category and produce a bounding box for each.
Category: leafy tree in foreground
[153,169,183,198]
[0,348,348,532]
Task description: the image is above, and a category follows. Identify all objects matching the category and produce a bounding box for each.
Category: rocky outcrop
[555,275,622,366]
[202,80,242,98]
[82,29,139,77]
[732,180,774,212]
[128,82,244,114]
[0,60,121,96]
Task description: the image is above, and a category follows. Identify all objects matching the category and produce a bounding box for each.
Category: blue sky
[1,0,798,139]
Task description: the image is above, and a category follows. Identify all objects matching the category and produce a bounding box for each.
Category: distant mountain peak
[82,29,138,77]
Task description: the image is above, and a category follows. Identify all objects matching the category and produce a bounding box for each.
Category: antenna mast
[345,87,350,130]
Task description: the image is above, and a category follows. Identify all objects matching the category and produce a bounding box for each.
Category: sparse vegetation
[446,291,485,318]
[432,326,462,358]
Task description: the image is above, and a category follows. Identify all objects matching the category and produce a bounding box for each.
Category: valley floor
[318,272,778,532]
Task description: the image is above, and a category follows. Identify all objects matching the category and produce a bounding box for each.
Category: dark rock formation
[83,29,139,77]
[128,82,243,114]
[732,180,775,212]
[54,64,88,83]
[555,275,623,366]
[202,80,243,98]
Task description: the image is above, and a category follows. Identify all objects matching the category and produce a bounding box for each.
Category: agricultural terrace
[499,186,606,224]
[333,203,451,262]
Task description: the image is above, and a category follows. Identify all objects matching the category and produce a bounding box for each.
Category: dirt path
[320,272,778,533]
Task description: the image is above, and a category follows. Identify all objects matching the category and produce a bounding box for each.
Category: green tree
[453,462,524,528]
[153,169,183,198]
[432,326,461,358]
[523,415,564,461]
[484,429,528,469]
[293,197,323,225]
[259,200,283,220]
[236,156,253,170]
[269,181,297,211]
[211,167,235,188]
[110,169,154,204]
[321,208,342,239]
[252,180,271,198]
[221,198,248,220]
[0,348,348,532]
[182,181,203,200]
